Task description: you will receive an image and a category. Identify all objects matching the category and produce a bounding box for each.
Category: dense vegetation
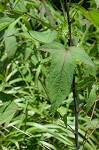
[0,0,99,149]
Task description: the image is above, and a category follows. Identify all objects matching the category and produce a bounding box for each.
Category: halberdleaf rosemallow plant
[0,0,99,149]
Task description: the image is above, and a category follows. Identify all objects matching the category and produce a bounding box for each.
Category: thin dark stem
[65,0,73,46]
[73,75,79,147]
[65,0,79,147]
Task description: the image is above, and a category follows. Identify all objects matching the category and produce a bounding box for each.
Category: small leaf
[13,0,26,13]
[20,30,57,43]
[0,101,18,125]
[22,16,32,30]
[40,141,57,150]
[94,0,99,8]
[57,106,67,116]
[86,85,97,112]
[5,36,17,59]
[72,4,99,27]
[63,114,67,128]
[88,9,99,27]
[84,65,96,77]
[0,17,14,31]
[0,74,4,81]
[90,118,99,129]
[4,24,18,59]
[24,48,32,60]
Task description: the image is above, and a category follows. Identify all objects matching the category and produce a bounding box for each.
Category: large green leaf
[48,50,76,114]
[39,43,94,115]
[0,17,15,31]
[39,43,76,114]
[19,30,57,43]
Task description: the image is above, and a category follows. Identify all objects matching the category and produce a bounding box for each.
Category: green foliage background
[0,0,99,149]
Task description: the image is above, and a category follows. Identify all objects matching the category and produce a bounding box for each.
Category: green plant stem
[65,0,79,147]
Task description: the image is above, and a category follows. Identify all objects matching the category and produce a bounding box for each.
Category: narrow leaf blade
[86,86,97,112]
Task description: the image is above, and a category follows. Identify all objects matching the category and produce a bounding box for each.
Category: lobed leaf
[39,43,94,115]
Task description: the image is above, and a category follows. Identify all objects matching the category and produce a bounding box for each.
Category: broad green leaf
[39,43,94,115]
[20,30,57,43]
[13,0,26,13]
[69,47,94,66]
[39,43,76,114]
[86,85,97,112]
[0,17,15,31]
[0,101,18,125]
